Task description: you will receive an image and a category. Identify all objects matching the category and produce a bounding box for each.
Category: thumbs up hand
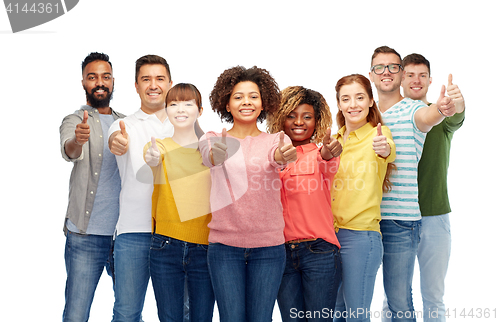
[373,123,391,158]
[110,120,129,156]
[211,128,228,166]
[274,131,297,165]
[446,74,465,113]
[321,128,342,160]
[75,110,90,146]
[436,84,456,117]
[145,137,161,167]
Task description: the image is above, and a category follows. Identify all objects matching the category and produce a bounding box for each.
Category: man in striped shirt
[369,46,456,322]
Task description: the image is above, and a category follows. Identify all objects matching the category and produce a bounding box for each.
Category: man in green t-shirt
[401,53,465,322]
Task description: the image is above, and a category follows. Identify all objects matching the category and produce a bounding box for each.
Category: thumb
[448,74,453,87]
[278,131,285,149]
[82,110,88,124]
[377,123,383,136]
[323,128,332,145]
[221,128,227,145]
[438,85,446,102]
[119,120,127,137]
[151,137,158,151]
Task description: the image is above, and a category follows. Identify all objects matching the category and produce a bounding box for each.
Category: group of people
[60,46,465,322]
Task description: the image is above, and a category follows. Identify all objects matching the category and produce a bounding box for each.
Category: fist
[75,110,90,146]
[211,128,228,166]
[322,128,342,160]
[110,120,129,156]
[145,137,161,167]
[276,131,297,164]
[373,123,390,158]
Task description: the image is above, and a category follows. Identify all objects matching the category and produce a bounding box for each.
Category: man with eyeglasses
[368,46,456,322]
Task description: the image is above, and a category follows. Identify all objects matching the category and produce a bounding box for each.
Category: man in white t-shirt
[368,46,456,322]
[108,54,174,322]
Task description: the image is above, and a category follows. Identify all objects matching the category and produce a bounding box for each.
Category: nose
[96,76,104,86]
[149,79,158,90]
[294,116,304,125]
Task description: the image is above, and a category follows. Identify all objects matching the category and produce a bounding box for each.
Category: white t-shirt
[108,109,174,235]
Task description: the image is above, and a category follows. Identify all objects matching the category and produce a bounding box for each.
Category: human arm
[414,85,455,133]
[63,110,90,160]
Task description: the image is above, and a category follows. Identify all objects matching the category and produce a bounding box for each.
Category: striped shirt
[380,98,426,220]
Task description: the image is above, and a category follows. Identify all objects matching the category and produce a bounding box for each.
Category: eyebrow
[86,72,112,77]
[232,91,259,95]
[140,75,167,80]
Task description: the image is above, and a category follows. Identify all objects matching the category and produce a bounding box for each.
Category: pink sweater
[199,131,289,248]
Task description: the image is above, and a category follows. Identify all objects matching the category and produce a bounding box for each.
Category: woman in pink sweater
[199,66,296,322]
[267,86,343,321]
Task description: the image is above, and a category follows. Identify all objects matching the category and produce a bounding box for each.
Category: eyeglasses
[371,64,402,75]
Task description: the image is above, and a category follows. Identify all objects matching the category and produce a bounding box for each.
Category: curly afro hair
[209,66,281,123]
[267,86,332,144]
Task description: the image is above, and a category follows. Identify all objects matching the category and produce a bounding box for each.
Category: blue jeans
[380,219,421,322]
[150,234,214,322]
[112,233,151,322]
[417,214,451,322]
[334,229,383,322]
[278,239,341,322]
[63,231,114,322]
[208,243,286,322]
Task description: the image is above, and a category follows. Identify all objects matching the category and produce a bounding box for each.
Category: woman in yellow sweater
[331,75,396,322]
[143,83,214,322]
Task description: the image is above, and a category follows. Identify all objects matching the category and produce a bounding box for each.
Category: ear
[429,76,433,85]
[135,82,139,94]
[198,106,204,117]
[401,70,407,81]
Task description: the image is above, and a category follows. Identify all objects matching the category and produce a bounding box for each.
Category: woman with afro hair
[199,66,296,322]
[267,86,343,322]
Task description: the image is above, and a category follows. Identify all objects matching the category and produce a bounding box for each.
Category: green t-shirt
[418,106,465,216]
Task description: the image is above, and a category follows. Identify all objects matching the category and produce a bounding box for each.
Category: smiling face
[82,60,114,108]
[401,63,432,103]
[166,99,202,129]
[284,103,316,147]
[226,81,263,126]
[338,82,373,132]
[135,64,173,113]
[369,53,403,94]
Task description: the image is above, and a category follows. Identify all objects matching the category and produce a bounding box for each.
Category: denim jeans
[380,219,421,322]
[334,229,383,322]
[150,234,214,322]
[277,239,341,322]
[112,233,151,322]
[417,214,451,322]
[207,243,286,322]
[63,231,114,322]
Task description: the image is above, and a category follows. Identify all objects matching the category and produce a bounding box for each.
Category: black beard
[86,85,113,108]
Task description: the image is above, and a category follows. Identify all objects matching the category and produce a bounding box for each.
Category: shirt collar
[134,108,154,120]
[337,123,374,141]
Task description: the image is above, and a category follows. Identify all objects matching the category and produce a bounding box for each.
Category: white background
[1,1,499,321]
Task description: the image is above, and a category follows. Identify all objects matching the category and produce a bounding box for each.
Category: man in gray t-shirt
[59,52,125,321]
